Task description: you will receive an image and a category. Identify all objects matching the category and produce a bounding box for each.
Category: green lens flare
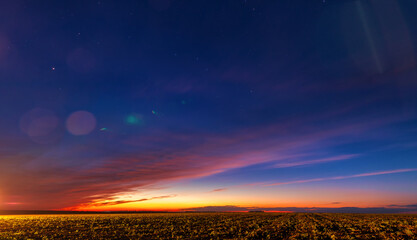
[125,114,144,125]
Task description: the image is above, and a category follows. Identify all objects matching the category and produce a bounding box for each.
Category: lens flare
[125,114,144,125]
[66,111,96,135]
[19,108,61,144]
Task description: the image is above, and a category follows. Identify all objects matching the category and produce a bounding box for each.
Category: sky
[0,0,417,213]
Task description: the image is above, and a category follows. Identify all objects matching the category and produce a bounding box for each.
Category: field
[0,213,416,239]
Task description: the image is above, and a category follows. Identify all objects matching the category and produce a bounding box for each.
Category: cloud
[0,109,412,210]
[66,195,176,209]
[273,154,359,168]
[264,168,417,186]
[184,204,417,214]
[210,188,227,192]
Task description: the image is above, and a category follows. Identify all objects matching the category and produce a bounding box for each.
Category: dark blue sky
[0,0,417,212]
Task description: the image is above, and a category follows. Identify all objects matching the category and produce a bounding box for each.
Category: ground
[0,213,416,239]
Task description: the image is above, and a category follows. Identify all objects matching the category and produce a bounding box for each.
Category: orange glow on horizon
[51,184,417,212]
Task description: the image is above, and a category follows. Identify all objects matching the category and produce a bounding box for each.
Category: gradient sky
[1,0,417,213]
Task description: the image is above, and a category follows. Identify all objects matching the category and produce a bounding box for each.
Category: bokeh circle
[66,111,96,135]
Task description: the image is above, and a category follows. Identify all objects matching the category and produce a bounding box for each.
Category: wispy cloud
[265,168,417,186]
[67,195,177,209]
[273,154,359,168]
[0,107,412,210]
[210,188,227,193]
